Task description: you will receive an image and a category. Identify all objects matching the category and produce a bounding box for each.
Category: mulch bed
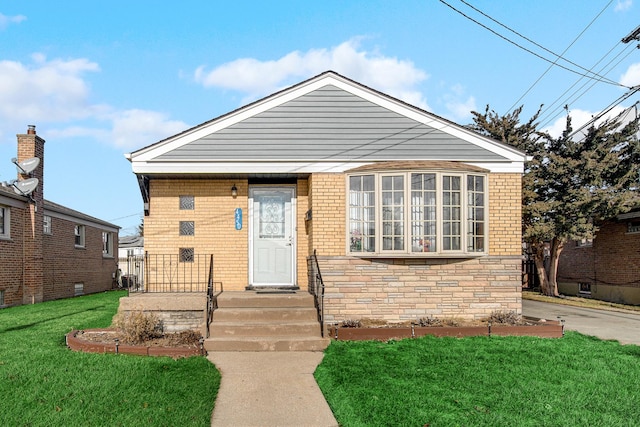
[66,329,206,358]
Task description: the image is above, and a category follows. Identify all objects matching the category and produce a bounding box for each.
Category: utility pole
[622,25,640,43]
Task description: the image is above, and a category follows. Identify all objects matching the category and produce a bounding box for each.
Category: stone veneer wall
[314,256,521,323]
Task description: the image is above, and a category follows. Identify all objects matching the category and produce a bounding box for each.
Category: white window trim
[0,206,9,240]
[346,170,489,257]
[43,215,52,235]
[75,225,85,248]
[102,231,114,257]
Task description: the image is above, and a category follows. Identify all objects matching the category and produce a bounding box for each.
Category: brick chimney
[17,125,45,304]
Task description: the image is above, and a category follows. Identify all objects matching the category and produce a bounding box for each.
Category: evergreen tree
[470,106,640,296]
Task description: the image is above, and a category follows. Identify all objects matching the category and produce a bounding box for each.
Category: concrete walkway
[208,352,338,427]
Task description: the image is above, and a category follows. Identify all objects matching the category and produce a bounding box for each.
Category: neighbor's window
[74,225,85,247]
[179,247,194,262]
[348,171,487,255]
[0,206,9,239]
[43,215,52,234]
[579,282,591,295]
[576,238,593,247]
[74,283,84,296]
[179,221,195,236]
[628,220,640,234]
[0,289,4,306]
[179,195,195,210]
[102,232,113,256]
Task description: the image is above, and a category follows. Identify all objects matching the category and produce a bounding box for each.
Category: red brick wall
[558,219,640,304]
[43,216,118,301]
[0,200,26,306]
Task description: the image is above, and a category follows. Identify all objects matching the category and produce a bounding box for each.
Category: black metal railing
[140,253,213,293]
[310,249,326,337]
[206,254,223,338]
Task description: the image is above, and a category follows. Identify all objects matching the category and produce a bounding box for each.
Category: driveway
[523,299,640,346]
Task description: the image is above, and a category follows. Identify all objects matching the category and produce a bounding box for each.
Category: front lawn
[316,333,640,426]
[0,291,220,427]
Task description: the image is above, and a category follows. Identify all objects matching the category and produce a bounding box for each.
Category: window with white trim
[348,171,487,256]
[102,231,113,257]
[43,215,52,234]
[75,225,85,247]
[0,206,9,239]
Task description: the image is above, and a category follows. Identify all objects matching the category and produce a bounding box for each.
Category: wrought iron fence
[120,253,214,293]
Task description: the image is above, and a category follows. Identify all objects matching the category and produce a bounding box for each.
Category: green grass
[316,333,640,427]
[0,291,220,427]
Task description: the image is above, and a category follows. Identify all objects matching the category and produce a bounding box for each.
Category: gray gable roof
[128,71,527,174]
[156,85,502,162]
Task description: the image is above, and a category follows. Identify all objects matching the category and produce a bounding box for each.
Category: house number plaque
[235,208,242,230]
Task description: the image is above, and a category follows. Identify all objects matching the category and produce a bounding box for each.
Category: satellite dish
[12,157,40,175]
[13,178,39,196]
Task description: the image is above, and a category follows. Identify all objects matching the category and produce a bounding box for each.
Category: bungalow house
[0,126,120,308]
[124,71,526,345]
[558,207,640,305]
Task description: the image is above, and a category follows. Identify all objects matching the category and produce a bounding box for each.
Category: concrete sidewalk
[208,352,338,427]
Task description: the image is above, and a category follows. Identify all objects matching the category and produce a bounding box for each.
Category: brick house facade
[127,71,527,325]
[557,208,640,305]
[0,126,119,308]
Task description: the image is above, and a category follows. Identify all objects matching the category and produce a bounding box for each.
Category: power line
[539,44,638,129]
[438,0,627,88]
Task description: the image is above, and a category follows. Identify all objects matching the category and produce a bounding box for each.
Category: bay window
[348,171,487,256]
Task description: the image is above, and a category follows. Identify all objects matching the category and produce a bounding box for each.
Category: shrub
[486,310,521,325]
[340,319,362,328]
[112,310,163,344]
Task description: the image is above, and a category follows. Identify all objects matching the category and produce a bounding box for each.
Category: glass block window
[180,248,194,262]
[179,221,195,236]
[179,195,194,210]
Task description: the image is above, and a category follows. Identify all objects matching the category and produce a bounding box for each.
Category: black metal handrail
[311,249,326,337]
[206,254,223,338]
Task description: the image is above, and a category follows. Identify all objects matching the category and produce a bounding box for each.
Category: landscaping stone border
[328,317,564,341]
[65,329,206,358]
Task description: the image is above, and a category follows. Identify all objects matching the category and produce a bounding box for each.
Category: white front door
[249,187,296,286]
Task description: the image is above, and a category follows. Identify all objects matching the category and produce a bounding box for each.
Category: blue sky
[1,0,638,236]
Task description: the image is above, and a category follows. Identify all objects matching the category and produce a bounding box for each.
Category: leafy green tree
[470,106,640,296]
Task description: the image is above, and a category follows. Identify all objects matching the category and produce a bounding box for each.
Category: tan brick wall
[488,173,522,256]
[145,179,249,291]
[296,178,310,287]
[309,173,345,256]
[313,255,522,324]
[145,178,313,291]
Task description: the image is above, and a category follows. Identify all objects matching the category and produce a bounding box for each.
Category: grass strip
[0,291,220,426]
[316,333,640,426]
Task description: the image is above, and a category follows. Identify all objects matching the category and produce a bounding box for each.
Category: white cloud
[194,38,430,110]
[0,54,188,150]
[620,62,640,87]
[0,13,26,30]
[615,0,633,12]
[110,109,188,149]
[0,54,100,124]
[442,84,477,121]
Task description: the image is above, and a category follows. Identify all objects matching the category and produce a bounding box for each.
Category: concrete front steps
[204,291,330,352]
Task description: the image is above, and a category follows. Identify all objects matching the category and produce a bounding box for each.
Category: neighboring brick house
[0,126,119,308]
[126,71,527,324]
[558,208,640,305]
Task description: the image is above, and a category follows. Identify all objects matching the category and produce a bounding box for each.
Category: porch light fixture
[231,184,238,198]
